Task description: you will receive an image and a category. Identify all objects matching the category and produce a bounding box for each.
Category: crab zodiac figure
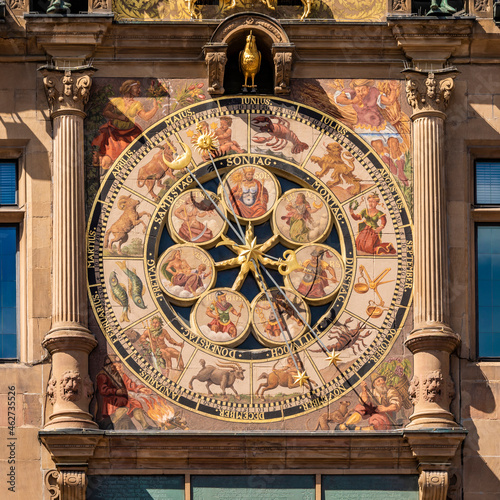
[252,115,309,154]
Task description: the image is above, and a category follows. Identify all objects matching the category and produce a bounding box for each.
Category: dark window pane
[478,280,492,308]
[476,161,500,204]
[478,226,500,357]
[0,226,17,360]
[0,161,17,206]
[0,226,17,255]
[1,307,16,334]
[1,334,17,359]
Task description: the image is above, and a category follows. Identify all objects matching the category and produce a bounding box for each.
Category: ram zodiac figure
[188,359,245,400]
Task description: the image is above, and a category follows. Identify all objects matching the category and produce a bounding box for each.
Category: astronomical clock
[87,92,413,428]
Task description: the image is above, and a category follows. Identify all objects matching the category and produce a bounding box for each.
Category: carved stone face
[60,371,81,402]
[423,370,442,403]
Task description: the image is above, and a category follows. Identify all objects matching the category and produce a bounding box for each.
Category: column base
[406,409,461,429]
[44,410,98,431]
[43,323,98,430]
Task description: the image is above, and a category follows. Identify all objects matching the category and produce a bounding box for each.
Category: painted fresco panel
[86,80,413,432]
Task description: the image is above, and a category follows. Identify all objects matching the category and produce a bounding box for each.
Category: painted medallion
[219,165,280,223]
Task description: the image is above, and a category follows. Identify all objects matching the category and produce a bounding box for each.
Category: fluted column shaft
[404,69,461,431]
[40,67,98,430]
[413,114,449,329]
[52,113,88,326]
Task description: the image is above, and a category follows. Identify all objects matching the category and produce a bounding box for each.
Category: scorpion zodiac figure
[311,317,372,354]
[252,116,309,154]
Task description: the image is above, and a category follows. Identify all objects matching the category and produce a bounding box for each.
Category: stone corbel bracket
[204,13,294,96]
[404,429,467,500]
[272,43,294,95]
[40,431,104,500]
[203,43,228,95]
[388,18,474,69]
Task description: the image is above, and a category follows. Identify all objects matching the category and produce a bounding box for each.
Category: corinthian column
[403,68,461,430]
[40,66,98,430]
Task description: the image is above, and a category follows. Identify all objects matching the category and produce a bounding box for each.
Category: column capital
[403,68,458,118]
[39,66,96,119]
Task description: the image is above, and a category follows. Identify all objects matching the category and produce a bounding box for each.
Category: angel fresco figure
[333,79,411,183]
[92,80,159,170]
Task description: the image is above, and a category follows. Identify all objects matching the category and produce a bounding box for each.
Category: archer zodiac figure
[240,31,261,92]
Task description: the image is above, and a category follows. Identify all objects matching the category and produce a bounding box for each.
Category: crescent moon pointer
[162,141,192,170]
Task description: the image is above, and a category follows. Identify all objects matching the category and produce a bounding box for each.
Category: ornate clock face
[87,96,412,423]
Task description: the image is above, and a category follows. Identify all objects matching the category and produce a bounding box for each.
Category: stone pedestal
[404,68,461,430]
[40,66,98,430]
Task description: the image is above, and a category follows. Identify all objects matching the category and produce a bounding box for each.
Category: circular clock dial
[88,96,412,422]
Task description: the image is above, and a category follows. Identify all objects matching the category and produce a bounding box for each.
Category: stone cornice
[14,16,500,67]
[37,429,465,472]
[388,17,475,67]
[25,15,112,65]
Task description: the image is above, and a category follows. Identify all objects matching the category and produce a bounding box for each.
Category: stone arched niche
[203,13,294,95]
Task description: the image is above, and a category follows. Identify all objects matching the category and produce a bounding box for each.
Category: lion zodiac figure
[310,142,362,195]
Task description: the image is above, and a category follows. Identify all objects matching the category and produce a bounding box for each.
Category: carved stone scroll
[204,43,228,95]
[419,470,448,500]
[88,0,111,12]
[40,68,94,118]
[45,467,88,500]
[272,44,294,95]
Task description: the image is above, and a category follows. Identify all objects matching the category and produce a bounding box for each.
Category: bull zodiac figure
[188,359,245,400]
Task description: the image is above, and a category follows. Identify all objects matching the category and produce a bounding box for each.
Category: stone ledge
[39,429,466,472]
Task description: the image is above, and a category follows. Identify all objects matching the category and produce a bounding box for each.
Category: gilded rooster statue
[239,31,261,92]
